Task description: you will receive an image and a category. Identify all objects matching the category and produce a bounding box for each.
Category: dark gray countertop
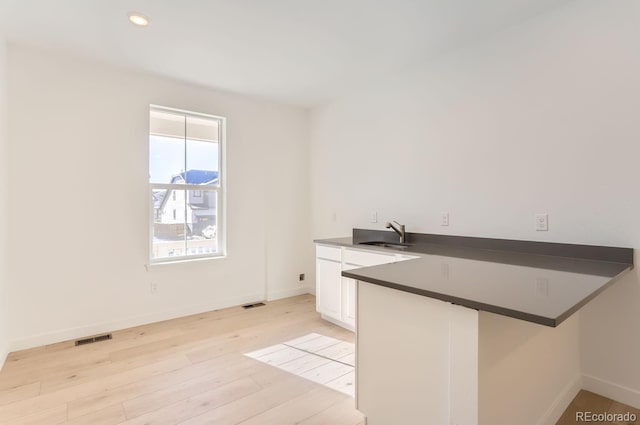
[316,231,633,327]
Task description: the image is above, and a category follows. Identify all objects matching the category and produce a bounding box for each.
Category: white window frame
[148,105,227,264]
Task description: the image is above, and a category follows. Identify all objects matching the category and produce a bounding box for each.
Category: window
[149,105,225,262]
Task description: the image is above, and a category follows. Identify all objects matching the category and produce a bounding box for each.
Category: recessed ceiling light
[128,12,149,27]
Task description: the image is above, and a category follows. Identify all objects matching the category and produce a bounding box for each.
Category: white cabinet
[356,282,479,425]
[316,257,342,321]
[342,277,357,326]
[317,244,342,262]
[343,249,398,267]
[316,243,418,331]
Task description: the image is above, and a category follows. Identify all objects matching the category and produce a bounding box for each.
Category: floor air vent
[75,334,112,346]
[242,302,266,309]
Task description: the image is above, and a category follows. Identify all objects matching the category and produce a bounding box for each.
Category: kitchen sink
[358,241,414,250]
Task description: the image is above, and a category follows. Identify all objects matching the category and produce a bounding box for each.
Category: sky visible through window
[149,135,219,183]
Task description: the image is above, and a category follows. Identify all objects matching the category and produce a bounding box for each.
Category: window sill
[146,254,227,268]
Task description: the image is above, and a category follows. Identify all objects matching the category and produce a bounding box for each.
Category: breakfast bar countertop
[316,230,634,326]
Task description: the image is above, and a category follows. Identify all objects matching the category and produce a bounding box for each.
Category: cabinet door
[342,277,357,327]
[317,258,342,320]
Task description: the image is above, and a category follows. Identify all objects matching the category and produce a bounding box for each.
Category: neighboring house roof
[157,170,219,212]
[171,170,219,185]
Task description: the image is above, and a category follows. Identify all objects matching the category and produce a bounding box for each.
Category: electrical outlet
[535,213,548,231]
[441,263,450,280]
[150,282,158,294]
[370,211,378,223]
[299,273,305,282]
[440,212,449,226]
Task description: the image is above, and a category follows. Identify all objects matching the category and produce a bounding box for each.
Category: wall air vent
[242,302,266,309]
[75,334,113,346]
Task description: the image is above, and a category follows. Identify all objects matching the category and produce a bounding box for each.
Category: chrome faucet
[385,220,406,243]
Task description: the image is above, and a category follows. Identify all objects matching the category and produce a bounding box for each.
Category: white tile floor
[245,333,356,396]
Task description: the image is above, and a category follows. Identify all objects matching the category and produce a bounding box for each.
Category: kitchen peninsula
[315,229,634,425]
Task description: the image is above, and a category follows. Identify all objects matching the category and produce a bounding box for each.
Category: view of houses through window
[149,106,224,262]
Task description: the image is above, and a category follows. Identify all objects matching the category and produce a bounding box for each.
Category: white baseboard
[582,374,640,410]
[307,284,316,296]
[267,285,313,301]
[535,374,582,425]
[10,292,264,352]
[0,343,8,372]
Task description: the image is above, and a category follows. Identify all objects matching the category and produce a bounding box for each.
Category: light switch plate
[370,211,378,223]
[535,213,548,231]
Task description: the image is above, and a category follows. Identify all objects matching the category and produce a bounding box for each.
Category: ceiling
[0,0,572,107]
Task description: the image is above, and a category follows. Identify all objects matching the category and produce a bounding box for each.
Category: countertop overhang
[316,230,634,327]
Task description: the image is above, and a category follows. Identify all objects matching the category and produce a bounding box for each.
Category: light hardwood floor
[0,294,365,425]
[557,390,639,425]
[2,294,637,425]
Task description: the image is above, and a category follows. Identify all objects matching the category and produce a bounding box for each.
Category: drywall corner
[0,34,10,370]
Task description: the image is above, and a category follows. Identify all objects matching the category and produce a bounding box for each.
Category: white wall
[580,252,640,408]
[264,113,315,300]
[0,35,9,368]
[7,45,312,350]
[310,0,640,406]
[479,312,581,425]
